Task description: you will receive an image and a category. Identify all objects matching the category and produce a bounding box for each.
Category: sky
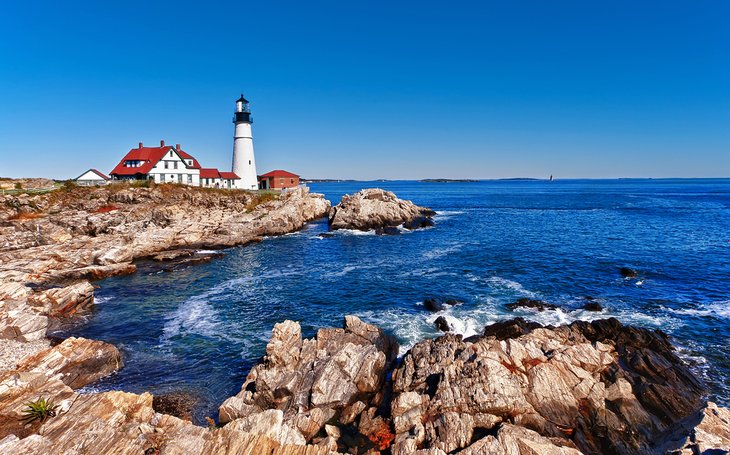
[1,1,728,180]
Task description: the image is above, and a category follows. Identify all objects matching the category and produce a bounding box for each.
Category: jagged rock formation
[389,318,708,455]
[328,188,435,231]
[217,316,727,455]
[0,314,729,454]
[0,333,337,454]
[219,316,399,452]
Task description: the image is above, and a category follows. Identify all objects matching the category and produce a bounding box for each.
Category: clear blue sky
[1,1,728,180]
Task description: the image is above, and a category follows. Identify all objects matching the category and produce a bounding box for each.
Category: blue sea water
[63,179,730,423]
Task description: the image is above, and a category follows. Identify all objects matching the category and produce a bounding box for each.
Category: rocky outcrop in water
[328,188,435,232]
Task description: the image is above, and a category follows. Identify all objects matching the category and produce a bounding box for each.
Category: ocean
[63,179,730,424]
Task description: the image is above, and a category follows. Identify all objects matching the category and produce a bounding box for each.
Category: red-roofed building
[106,140,242,189]
[258,170,300,190]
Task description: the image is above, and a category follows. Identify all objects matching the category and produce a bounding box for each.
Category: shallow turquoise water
[63,179,730,423]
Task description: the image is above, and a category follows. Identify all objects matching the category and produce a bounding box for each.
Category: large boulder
[328,188,435,231]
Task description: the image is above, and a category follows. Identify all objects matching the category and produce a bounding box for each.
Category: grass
[19,397,59,424]
[245,191,278,211]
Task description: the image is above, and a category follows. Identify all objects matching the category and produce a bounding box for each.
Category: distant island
[419,178,481,183]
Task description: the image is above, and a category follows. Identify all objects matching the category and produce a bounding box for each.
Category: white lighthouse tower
[231,94,258,190]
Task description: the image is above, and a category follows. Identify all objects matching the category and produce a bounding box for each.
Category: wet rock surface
[506,297,559,312]
[328,188,435,232]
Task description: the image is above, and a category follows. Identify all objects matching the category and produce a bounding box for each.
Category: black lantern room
[234,94,252,123]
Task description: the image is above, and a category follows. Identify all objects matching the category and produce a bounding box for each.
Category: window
[249,160,251,165]
[187,174,192,184]
[169,151,173,157]
[164,161,169,169]
[174,162,178,169]
[290,179,294,184]
[280,178,284,185]
[178,174,182,183]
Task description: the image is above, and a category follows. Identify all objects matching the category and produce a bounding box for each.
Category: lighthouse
[231,94,258,190]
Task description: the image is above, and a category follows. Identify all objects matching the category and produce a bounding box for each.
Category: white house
[75,169,110,186]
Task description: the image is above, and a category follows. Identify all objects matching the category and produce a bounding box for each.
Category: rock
[317,232,335,238]
[671,401,730,453]
[403,216,435,230]
[0,299,49,341]
[620,267,639,278]
[423,298,461,313]
[583,301,603,312]
[481,317,542,340]
[505,297,558,312]
[390,317,709,455]
[152,391,199,421]
[375,226,401,235]
[434,316,452,332]
[28,281,95,317]
[328,188,435,231]
[219,315,398,450]
[14,336,122,389]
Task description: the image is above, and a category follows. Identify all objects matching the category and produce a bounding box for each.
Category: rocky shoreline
[0,182,728,454]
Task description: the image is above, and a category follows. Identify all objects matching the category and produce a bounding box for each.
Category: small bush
[20,397,59,424]
[130,179,152,188]
[61,180,77,191]
[14,182,23,190]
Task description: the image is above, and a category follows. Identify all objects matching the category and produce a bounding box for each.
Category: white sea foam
[161,294,233,342]
[423,243,462,260]
[434,210,464,220]
[196,249,219,255]
[93,296,112,305]
[484,276,539,298]
[664,301,730,319]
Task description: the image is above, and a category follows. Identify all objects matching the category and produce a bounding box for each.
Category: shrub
[61,180,77,191]
[367,420,395,450]
[14,182,22,190]
[20,397,59,424]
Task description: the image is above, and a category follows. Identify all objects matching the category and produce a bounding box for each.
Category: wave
[423,243,463,260]
[483,276,539,298]
[664,301,730,319]
[93,296,112,305]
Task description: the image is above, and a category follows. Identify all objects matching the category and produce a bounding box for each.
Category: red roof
[110,146,201,176]
[200,168,221,179]
[219,172,240,180]
[259,169,299,179]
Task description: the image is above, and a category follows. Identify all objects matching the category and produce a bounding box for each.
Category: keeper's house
[108,141,242,189]
[75,169,110,186]
[258,170,300,190]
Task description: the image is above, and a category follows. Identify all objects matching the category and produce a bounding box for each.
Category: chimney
[138,142,143,149]
[160,140,165,147]
[175,144,180,151]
